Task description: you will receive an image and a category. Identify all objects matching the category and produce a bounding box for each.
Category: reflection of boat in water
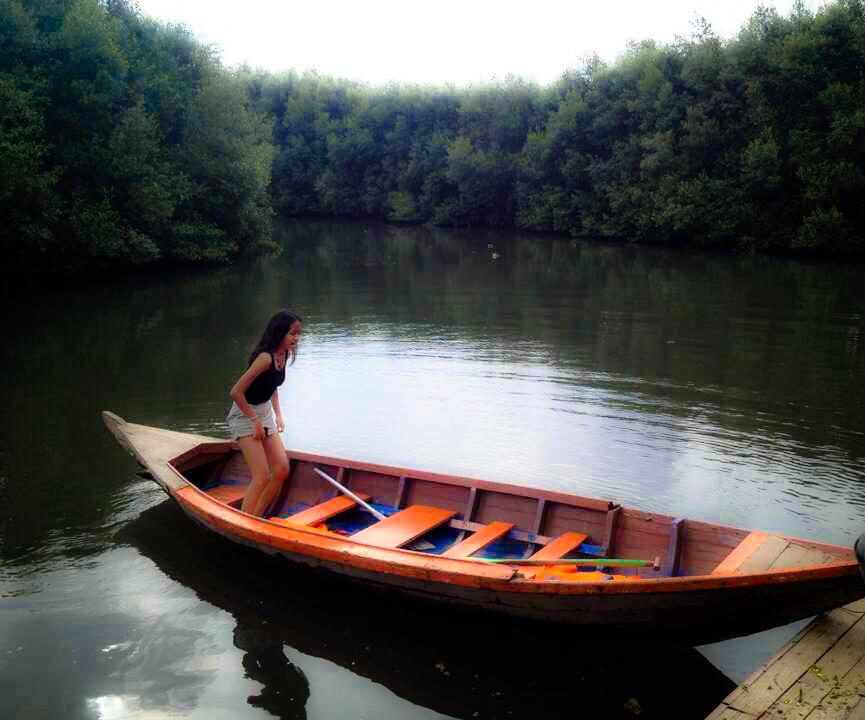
[121,500,735,720]
[104,412,864,645]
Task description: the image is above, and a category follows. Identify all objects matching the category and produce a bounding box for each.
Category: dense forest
[3,0,865,272]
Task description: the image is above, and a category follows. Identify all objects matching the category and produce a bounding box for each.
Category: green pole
[475,557,659,568]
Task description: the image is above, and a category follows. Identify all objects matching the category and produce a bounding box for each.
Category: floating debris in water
[623,698,642,716]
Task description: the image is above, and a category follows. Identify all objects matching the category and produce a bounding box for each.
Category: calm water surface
[2,220,865,718]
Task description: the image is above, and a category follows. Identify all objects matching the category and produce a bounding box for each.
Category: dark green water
[2,220,864,718]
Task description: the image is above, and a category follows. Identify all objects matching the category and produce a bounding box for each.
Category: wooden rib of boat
[103,411,865,643]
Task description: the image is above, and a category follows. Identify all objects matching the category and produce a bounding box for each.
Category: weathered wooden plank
[738,536,791,573]
[844,598,865,614]
[725,608,861,716]
[713,532,770,575]
[771,543,838,571]
[792,642,865,720]
[103,411,221,492]
[761,614,865,720]
[704,705,757,720]
[846,697,865,720]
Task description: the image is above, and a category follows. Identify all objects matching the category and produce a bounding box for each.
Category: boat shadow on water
[120,500,735,720]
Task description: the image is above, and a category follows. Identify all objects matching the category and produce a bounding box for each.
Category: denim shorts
[226,401,277,440]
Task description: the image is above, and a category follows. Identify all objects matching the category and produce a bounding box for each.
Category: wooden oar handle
[313,467,386,521]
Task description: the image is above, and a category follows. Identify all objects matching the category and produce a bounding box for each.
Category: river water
[2,220,864,719]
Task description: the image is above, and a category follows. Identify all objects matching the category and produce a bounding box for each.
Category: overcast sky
[135,0,818,87]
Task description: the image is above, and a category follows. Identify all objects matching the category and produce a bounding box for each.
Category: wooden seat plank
[519,531,589,579]
[442,521,514,558]
[206,485,247,506]
[712,532,782,575]
[351,505,457,549]
[284,492,371,526]
[528,531,589,562]
[769,541,838,570]
[736,535,791,573]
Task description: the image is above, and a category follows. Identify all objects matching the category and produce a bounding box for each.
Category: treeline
[1,0,274,272]
[3,0,865,272]
[259,0,865,254]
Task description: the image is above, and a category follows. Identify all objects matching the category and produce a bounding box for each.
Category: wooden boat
[103,411,865,643]
[858,532,865,584]
[123,501,735,719]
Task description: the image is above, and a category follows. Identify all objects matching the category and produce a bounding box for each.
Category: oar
[313,467,386,521]
[476,557,661,570]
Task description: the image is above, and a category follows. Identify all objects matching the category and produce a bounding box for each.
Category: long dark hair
[248,309,302,366]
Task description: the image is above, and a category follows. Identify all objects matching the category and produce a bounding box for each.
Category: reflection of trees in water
[3,218,865,565]
[234,621,309,720]
[275,220,865,460]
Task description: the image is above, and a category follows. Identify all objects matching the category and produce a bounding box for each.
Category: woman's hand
[276,415,285,433]
[252,416,265,441]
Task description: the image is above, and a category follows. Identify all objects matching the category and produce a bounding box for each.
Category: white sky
[135,0,818,87]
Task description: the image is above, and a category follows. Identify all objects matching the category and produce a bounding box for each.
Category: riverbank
[4,0,865,275]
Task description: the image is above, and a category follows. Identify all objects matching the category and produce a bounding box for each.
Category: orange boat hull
[103,411,865,643]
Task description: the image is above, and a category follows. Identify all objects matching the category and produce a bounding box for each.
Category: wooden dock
[707,598,865,720]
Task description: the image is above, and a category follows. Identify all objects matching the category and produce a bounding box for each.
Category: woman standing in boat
[227,309,302,516]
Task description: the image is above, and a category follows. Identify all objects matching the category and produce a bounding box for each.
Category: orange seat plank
[442,521,514,558]
[351,505,457,549]
[206,485,247,506]
[286,493,371,527]
[712,532,770,575]
[529,532,589,561]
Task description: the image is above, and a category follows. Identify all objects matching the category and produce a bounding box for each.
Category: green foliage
[386,191,419,222]
[260,0,865,255]
[5,0,865,269]
[1,0,273,272]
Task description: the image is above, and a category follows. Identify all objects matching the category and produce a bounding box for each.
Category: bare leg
[238,436,270,514]
[253,433,290,517]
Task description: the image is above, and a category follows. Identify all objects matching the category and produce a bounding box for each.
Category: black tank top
[244,352,287,405]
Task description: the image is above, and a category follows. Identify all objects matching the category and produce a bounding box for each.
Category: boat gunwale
[170,441,617,514]
[102,412,860,595]
[166,448,860,595]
